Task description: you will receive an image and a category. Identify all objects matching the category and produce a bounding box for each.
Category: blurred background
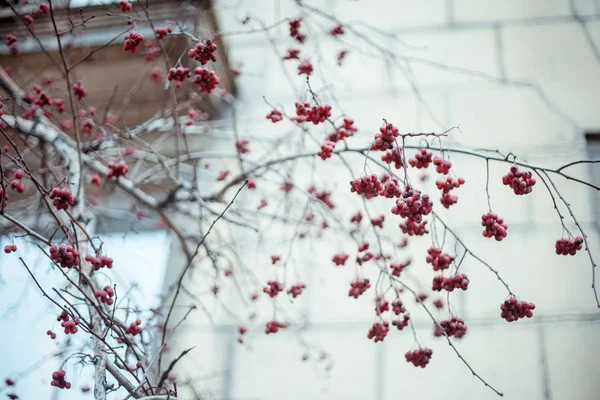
[1,0,600,399]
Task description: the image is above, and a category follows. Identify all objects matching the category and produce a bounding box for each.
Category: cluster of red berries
[71,80,87,100]
[371,123,399,151]
[308,186,335,209]
[85,254,113,270]
[167,67,191,87]
[10,169,25,193]
[236,139,250,154]
[375,298,389,315]
[436,177,465,208]
[390,260,410,277]
[188,39,218,64]
[399,219,428,236]
[432,274,469,292]
[40,3,50,13]
[317,140,336,160]
[120,0,132,11]
[426,247,454,271]
[237,325,247,343]
[332,252,349,266]
[263,280,284,297]
[295,102,332,125]
[381,147,403,169]
[46,329,56,339]
[50,370,71,389]
[502,166,536,195]
[432,156,452,174]
[367,321,389,342]
[5,34,17,55]
[392,314,410,331]
[391,187,433,223]
[409,149,433,168]
[379,175,402,198]
[298,61,313,75]
[123,31,144,53]
[95,286,115,305]
[434,316,468,338]
[50,245,80,268]
[283,48,300,60]
[330,25,344,36]
[193,67,220,93]
[371,215,385,228]
[4,244,16,253]
[350,174,383,199]
[405,348,433,368]
[265,320,287,334]
[481,212,508,241]
[287,283,306,298]
[57,310,79,334]
[266,109,283,123]
[289,18,305,43]
[49,187,74,210]
[328,118,357,142]
[155,26,172,39]
[126,319,143,335]
[555,237,584,255]
[107,160,129,179]
[501,296,535,322]
[348,279,371,298]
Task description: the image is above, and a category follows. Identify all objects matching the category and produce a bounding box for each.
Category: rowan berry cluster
[381,147,403,169]
[107,160,129,178]
[432,274,469,292]
[390,260,410,277]
[283,48,300,60]
[433,156,452,174]
[49,188,74,210]
[123,32,144,53]
[434,316,468,338]
[193,67,220,93]
[40,3,50,13]
[10,170,25,193]
[371,215,385,228]
[263,280,284,297]
[348,279,371,298]
[391,299,406,314]
[405,348,433,368]
[188,39,218,64]
[328,118,357,142]
[399,219,429,236]
[500,297,535,322]
[408,149,433,168]
[308,187,335,209]
[265,320,287,334]
[155,26,172,39]
[555,237,584,255]
[288,283,306,298]
[50,245,80,268]
[481,212,508,241]
[426,247,454,271]
[120,0,132,11]
[371,123,399,151]
[50,370,71,389]
[330,25,344,36]
[317,140,336,160]
[167,67,191,87]
[350,175,383,199]
[391,187,433,223]
[236,139,250,154]
[126,319,143,335]
[375,298,389,315]
[84,254,113,271]
[379,176,402,198]
[392,314,410,331]
[4,244,16,253]
[367,321,389,342]
[502,166,536,195]
[332,252,349,266]
[436,176,465,208]
[46,330,56,339]
[289,18,305,42]
[95,286,115,305]
[57,310,79,334]
[298,61,313,75]
[266,109,283,123]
